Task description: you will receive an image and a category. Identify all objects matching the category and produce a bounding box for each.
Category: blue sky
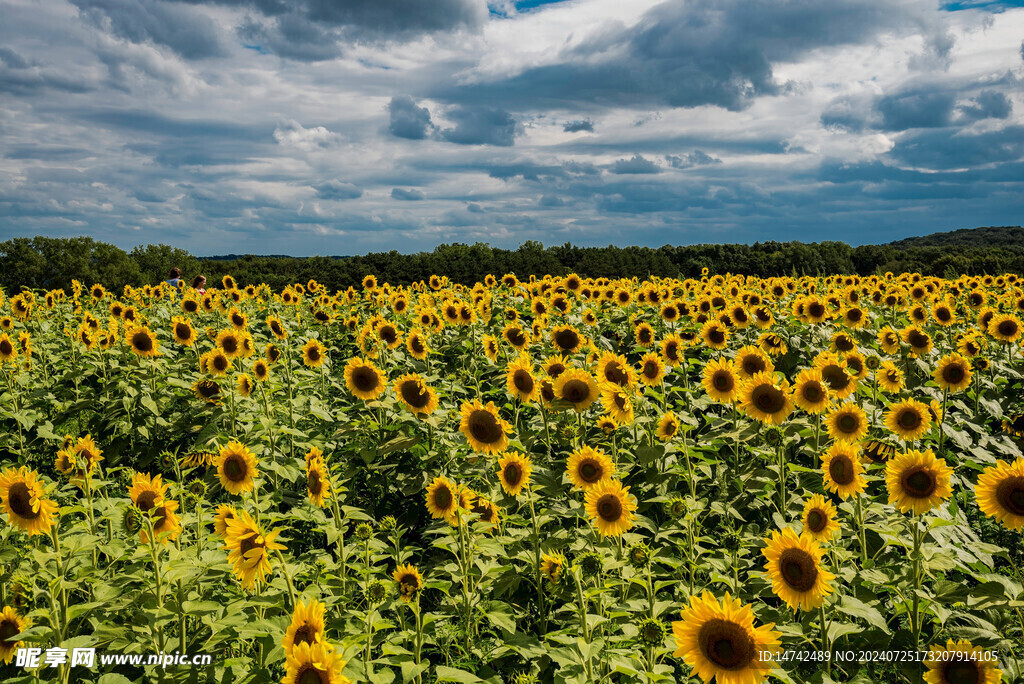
[0,0,1022,256]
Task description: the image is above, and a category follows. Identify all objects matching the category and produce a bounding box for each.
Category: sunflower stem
[527,486,547,634]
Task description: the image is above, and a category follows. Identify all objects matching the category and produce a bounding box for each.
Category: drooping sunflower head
[215,440,259,496]
[826,402,869,443]
[886,449,953,515]
[214,504,237,538]
[740,371,794,425]
[671,591,781,684]
[540,552,567,585]
[0,467,59,537]
[822,442,866,499]
[393,373,439,416]
[584,479,637,537]
[459,400,511,454]
[975,458,1024,530]
[223,509,285,590]
[801,494,840,542]
[884,399,932,442]
[761,528,835,611]
[497,451,532,497]
[566,446,614,491]
[344,357,386,401]
[923,639,1002,684]
[193,379,222,404]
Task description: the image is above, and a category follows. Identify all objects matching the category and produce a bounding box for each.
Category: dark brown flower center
[513,369,534,393]
[0,618,19,646]
[223,455,246,482]
[554,329,579,351]
[741,356,766,376]
[292,624,317,647]
[942,363,966,384]
[8,482,38,519]
[352,366,379,392]
[603,361,628,385]
[907,330,929,349]
[829,456,854,485]
[998,320,1018,337]
[712,371,734,393]
[779,548,818,592]
[503,463,522,487]
[697,618,756,671]
[901,466,937,498]
[708,329,725,346]
[468,410,502,443]
[752,384,785,414]
[820,365,850,392]
[942,658,981,684]
[306,346,321,362]
[175,323,191,340]
[996,476,1024,516]
[132,331,153,352]
[432,485,453,511]
[838,414,859,434]
[806,509,826,533]
[801,382,823,403]
[561,379,591,404]
[400,381,431,409]
[578,459,602,483]
[643,361,659,379]
[596,494,623,522]
[898,408,922,430]
[307,471,322,495]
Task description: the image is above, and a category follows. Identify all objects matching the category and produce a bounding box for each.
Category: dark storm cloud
[610,155,660,174]
[888,125,1024,170]
[665,151,721,168]
[315,180,363,200]
[439,107,520,146]
[388,96,433,140]
[876,90,956,130]
[957,90,1012,120]
[437,0,914,111]
[563,119,594,133]
[392,187,426,200]
[70,0,227,59]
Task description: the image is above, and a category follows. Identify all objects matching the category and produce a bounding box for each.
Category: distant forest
[1,226,1023,292]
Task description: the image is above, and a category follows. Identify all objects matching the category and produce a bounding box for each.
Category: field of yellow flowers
[1,271,1023,684]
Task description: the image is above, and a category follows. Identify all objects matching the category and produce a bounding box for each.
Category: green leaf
[435,666,482,682]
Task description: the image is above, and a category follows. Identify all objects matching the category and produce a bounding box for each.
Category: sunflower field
[1,271,1023,684]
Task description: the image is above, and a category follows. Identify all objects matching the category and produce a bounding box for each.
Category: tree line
[1,227,1022,292]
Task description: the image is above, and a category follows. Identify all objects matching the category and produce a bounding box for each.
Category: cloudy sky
[0,0,1022,256]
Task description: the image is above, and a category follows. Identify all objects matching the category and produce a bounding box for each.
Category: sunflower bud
[159,451,176,471]
[764,427,784,447]
[666,497,687,518]
[636,617,667,648]
[365,579,388,604]
[123,506,143,535]
[355,522,374,540]
[379,516,397,533]
[187,479,207,498]
[627,542,651,569]
[722,529,743,552]
[512,673,538,684]
[575,551,602,579]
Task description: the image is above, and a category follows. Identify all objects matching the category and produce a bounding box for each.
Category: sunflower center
[995,476,1024,516]
[943,659,981,684]
[806,509,826,532]
[503,463,522,487]
[779,548,818,592]
[835,337,854,352]
[213,355,229,372]
[152,505,168,530]
[296,664,328,684]
[709,329,725,345]
[306,346,321,362]
[942,364,965,384]
[132,331,153,352]
[802,383,823,403]
[579,460,602,483]
[292,624,317,647]
[562,379,591,403]
[508,329,525,346]
[901,466,937,498]
[432,486,453,511]
[400,381,430,408]
[513,369,534,393]
[998,320,1018,337]
[712,372,734,393]
[838,414,859,433]
[898,409,922,430]
[134,489,158,512]
[411,338,425,354]
[697,618,756,671]
[221,336,238,354]
[820,365,849,391]
[224,455,246,482]
[0,618,19,645]
[829,456,854,486]
[643,361,659,379]
[604,362,628,385]
[198,380,219,398]
[352,366,379,392]
[742,357,765,376]
[596,494,623,522]
[752,384,785,413]
[175,323,191,340]
[908,331,929,348]
[307,471,322,495]
[554,329,579,350]
[468,410,502,443]
[665,342,680,361]
[8,482,38,519]
[239,535,265,557]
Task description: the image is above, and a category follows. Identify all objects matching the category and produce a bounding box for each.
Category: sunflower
[700,320,729,350]
[470,496,501,529]
[425,475,459,523]
[923,639,1002,684]
[282,639,350,684]
[585,479,637,537]
[215,440,259,495]
[734,345,774,380]
[657,412,680,441]
[886,449,953,514]
[126,326,160,358]
[974,458,1024,530]
[542,354,569,379]
[740,372,793,425]
[552,368,600,411]
[506,355,539,402]
[957,334,985,358]
[344,357,386,401]
[406,329,430,359]
[567,446,615,491]
[634,322,655,347]
[393,564,423,602]
[762,528,835,611]
[757,333,787,357]
[0,467,59,536]
[266,315,288,340]
[502,323,530,351]
[638,352,666,386]
[223,509,286,590]
[862,439,897,463]
[171,317,196,346]
[550,325,584,354]
[540,552,567,585]
[393,373,439,416]
[660,334,687,366]
[306,459,331,508]
[825,402,868,443]
[0,334,13,365]
[205,349,231,377]
[252,358,270,382]
[884,399,932,441]
[600,384,635,425]
[236,373,253,397]
[672,591,781,684]
[988,312,1022,343]
[932,353,972,393]
[822,442,866,499]
[301,338,327,368]
[901,325,933,357]
[814,352,856,400]
[140,497,182,545]
[877,360,905,393]
[877,327,901,355]
[215,328,242,358]
[801,494,840,542]
[214,504,237,538]
[193,379,222,403]
[497,452,532,497]
[595,351,636,387]
[0,606,30,663]
[482,334,500,362]
[702,358,740,404]
[459,400,511,454]
[792,368,830,414]
[282,599,326,656]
